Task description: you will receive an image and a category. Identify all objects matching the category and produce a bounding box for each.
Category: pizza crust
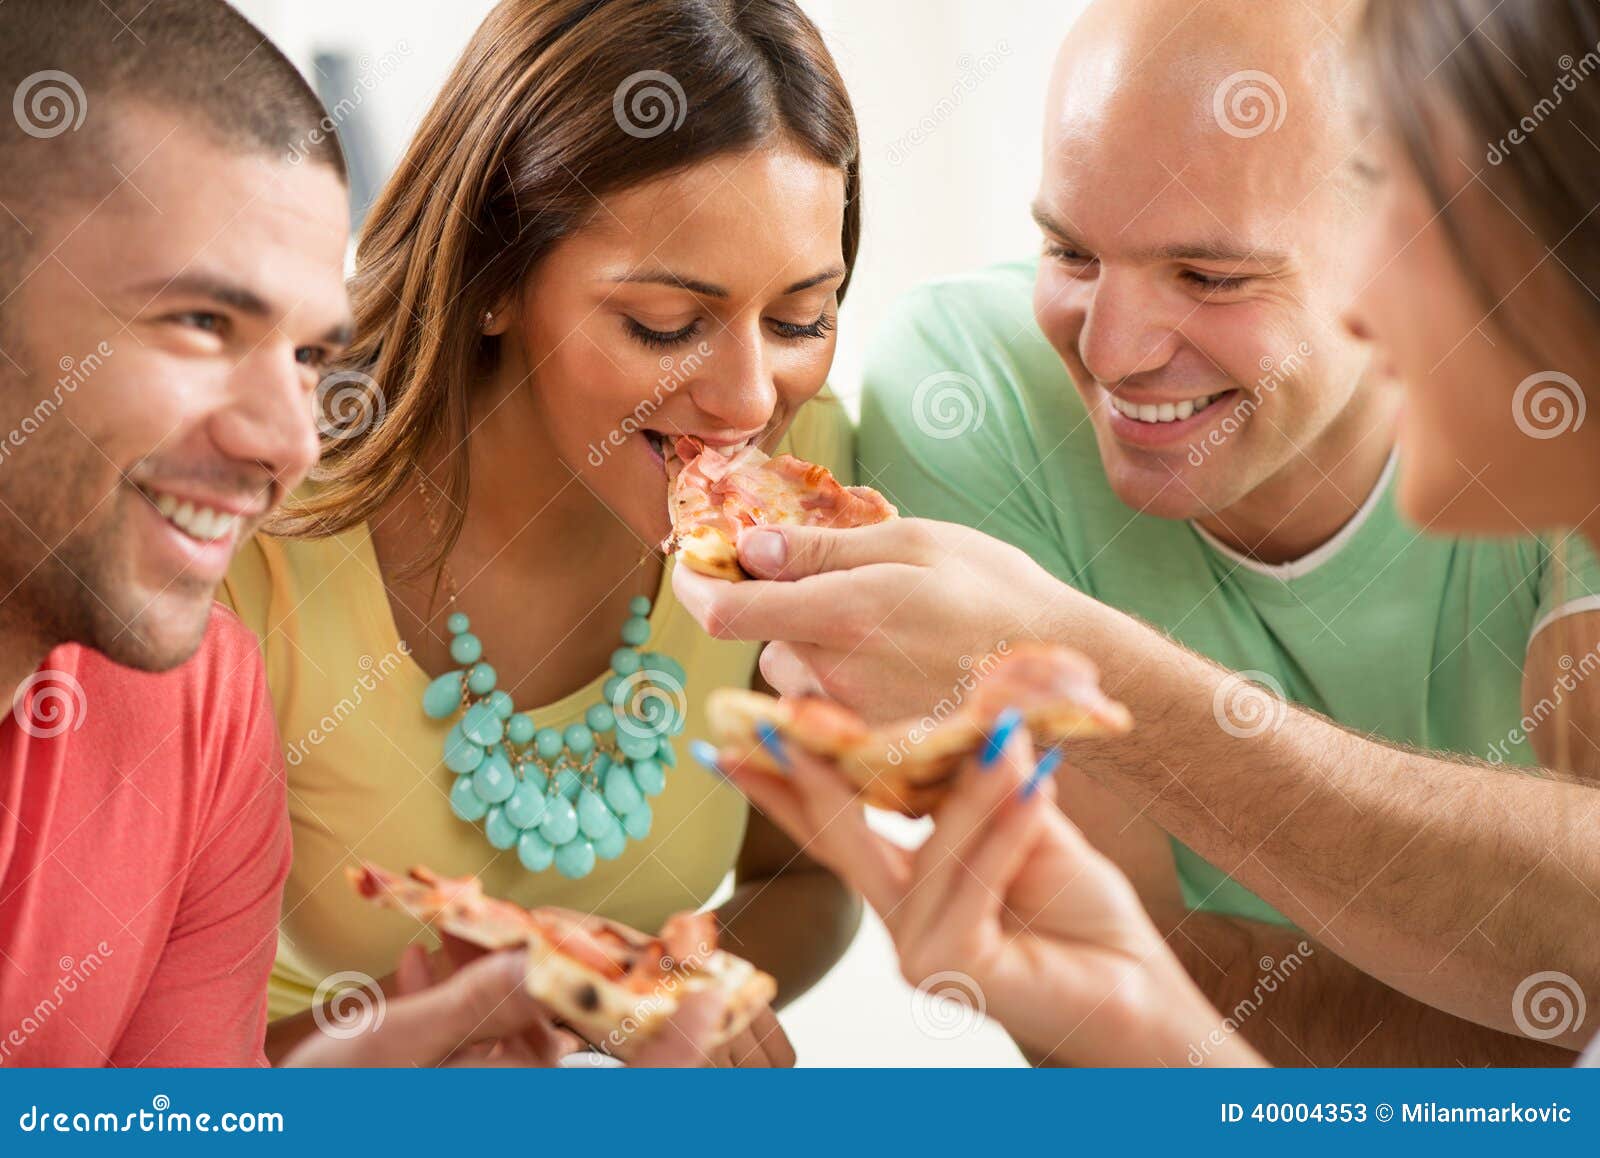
[346,864,776,1061]
[664,436,896,582]
[706,643,1134,817]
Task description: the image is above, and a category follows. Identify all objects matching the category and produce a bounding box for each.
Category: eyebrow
[132,272,354,345]
[1030,202,1290,269]
[610,265,848,298]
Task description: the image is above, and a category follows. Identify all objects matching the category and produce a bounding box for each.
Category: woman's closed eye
[625,311,837,350]
[625,317,702,349]
[771,312,835,342]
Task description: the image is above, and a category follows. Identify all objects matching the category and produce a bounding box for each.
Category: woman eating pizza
[221,0,862,1064]
[706,0,1600,1067]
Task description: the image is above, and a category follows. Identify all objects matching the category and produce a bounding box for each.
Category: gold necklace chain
[413,471,659,630]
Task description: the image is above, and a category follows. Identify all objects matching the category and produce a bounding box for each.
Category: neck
[461,366,638,564]
[0,606,56,712]
[1195,387,1399,565]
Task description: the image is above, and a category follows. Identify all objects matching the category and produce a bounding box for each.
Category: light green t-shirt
[857,258,1600,926]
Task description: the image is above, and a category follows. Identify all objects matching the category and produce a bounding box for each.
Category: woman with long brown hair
[223,0,862,1062]
[711,0,1600,1066]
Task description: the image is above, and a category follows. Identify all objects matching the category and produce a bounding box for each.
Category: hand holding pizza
[281,947,725,1067]
[708,723,1262,1067]
[673,518,1080,724]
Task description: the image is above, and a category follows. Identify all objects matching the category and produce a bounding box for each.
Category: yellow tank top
[221,398,852,1019]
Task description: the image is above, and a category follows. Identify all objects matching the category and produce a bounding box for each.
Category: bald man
[675,0,1600,1065]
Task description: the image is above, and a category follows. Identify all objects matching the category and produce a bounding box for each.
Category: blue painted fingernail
[690,740,724,776]
[755,722,791,770]
[980,708,1024,768]
[1020,747,1064,799]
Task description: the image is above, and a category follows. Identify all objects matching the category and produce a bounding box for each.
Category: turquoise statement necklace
[416,478,686,880]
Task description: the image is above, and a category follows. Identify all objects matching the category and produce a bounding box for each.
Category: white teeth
[144,490,241,543]
[1109,393,1218,424]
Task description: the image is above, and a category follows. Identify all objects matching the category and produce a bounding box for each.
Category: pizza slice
[663,435,897,581]
[705,642,1133,816]
[347,863,776,1060]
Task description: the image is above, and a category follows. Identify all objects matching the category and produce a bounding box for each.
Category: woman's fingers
[891,721,1037,947]
[627,991,723,1067]
[714,743,910,916]
[932,767,1059,944]
[393,943,433,996]
[706,1004,797,1068]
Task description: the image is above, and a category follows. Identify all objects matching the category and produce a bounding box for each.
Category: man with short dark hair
[0,0,718,1067]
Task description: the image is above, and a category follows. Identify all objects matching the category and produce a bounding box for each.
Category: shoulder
[72,606,262,705]
[222,524,370,635]
[867,259,1049,376]
[71,608,281,807]
[861,259,1080,441]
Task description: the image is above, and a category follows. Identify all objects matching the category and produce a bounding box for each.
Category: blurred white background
[234,0,1092,1066]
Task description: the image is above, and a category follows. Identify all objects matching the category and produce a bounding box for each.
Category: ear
[480,297,515,336]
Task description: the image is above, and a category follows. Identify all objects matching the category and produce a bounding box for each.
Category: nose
[1077,269,1179,384]
[210,344,322,498]
[686,323,778,434]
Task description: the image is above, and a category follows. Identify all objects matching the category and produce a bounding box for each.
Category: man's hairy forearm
[1163,912,1574,1066]
[1051,592,1600,1044]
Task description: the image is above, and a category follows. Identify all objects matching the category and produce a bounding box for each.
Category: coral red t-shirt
[0,608,289,1066]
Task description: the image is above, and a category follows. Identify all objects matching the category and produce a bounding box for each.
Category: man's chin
[89,592,218,674]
